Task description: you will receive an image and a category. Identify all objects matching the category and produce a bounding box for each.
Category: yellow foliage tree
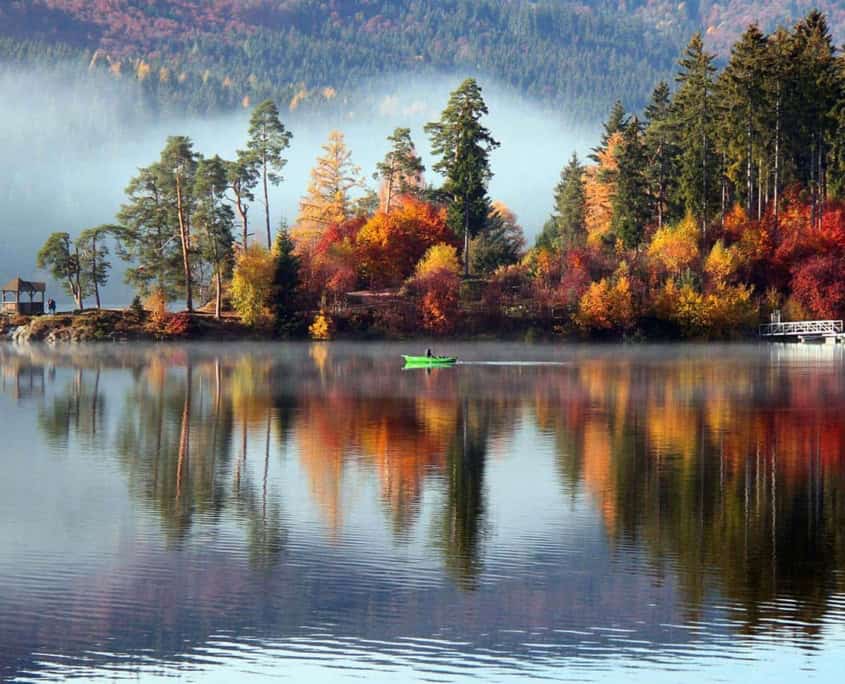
[648,212,700,276]
[414,243,461,279]
[231,245,276,325]
[584,132,621,247]
[292,130,364,250]
[704,239,739,288]
[656,280,756,338]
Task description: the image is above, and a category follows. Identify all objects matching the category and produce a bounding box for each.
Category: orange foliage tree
[357,197,457,287]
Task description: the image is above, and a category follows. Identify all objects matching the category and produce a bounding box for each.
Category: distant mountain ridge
[1,1,843,118]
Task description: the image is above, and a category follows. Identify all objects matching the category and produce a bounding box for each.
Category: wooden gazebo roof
[1,277,46,294]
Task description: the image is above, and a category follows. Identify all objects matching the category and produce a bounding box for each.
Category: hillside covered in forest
[2,0,843,118]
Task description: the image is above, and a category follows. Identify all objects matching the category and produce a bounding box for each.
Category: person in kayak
[426,348,433,358]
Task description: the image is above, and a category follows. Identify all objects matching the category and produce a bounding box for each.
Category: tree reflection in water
[8,342,845,636]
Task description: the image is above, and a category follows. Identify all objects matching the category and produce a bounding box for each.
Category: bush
[309,310,334,340]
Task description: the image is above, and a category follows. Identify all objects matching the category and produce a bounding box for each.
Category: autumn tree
[231,245,276,326]
[425,78,500,275]
[294,130,364,248]
[374,127,425,213]
[357,197,455,287]
[245,100,292,248]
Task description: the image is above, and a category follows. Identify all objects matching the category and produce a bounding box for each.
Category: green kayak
[402,355,457,367]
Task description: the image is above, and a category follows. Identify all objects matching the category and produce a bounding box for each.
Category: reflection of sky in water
[1,342,845,682]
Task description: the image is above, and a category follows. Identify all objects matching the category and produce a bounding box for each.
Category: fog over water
[0,69,597,306]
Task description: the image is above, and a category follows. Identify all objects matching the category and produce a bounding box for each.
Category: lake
[1,342,844,682]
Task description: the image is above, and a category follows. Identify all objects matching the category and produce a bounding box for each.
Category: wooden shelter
[1,277,46,315]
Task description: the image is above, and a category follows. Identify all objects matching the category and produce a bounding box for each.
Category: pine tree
[271,226,301,335]
[539,152,586,250]
[76,225,113,310]
[195,155,235,319]
[374,127,425,213]
[159,136,198,311]
[425,78,500,275]
[116,164,183,302]
[591,100,628,162]
[718,24,769,216]
[612,116,650,248]
[672,33,719,234]
[643,82,680,229]
[226,153,258,249]
[790,11,840,225]
[245,100,292,248]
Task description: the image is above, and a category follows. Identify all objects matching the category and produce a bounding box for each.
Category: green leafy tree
[245,100,292,248]
[195,155,235,319]
[374,127,425,213]
[591,100,628,162]
[37,232,87,310]
[76,225,113,309]
[425,78,500,275]
[471,201,525,275]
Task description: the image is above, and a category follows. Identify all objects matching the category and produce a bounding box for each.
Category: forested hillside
[3,0,842,119]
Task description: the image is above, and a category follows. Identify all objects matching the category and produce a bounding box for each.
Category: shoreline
[2,308,760,344]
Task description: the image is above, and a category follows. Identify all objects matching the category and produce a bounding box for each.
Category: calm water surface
[1,342,845,682]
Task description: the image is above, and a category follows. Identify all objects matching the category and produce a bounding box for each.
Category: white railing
[759,320,844,337]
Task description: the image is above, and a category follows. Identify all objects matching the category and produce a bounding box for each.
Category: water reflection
[1,342,845,681]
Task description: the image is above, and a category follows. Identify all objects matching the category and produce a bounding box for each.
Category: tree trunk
[774,87,780,224]
[175,172,193,311]
[215,268,222,320]
[263,156,271,248]
[92,233,101,309]
[746,115,753,215]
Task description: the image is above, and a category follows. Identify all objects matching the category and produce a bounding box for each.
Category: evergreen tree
[425,78,500,276]
[643,81,680,228]
[159,136,198,311]
[790,11,840,225]
[245,100,292,248]
[672,33,719,234]
[591,100,628,162]
[718,24,769,216]
[271,226,301,335]
[470,201,525,275]
[195,155,235,319]
[116,164,183,302]
[612,116,651,248]
[374,127,425,213]
[226,153,258,249]
[549,152,587,249]
[76,225,113,310]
